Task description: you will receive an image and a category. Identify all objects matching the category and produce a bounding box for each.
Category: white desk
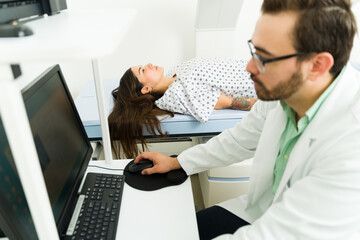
[86,160,199,240]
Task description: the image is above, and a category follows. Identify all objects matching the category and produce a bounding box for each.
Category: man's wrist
[173,157,182,170]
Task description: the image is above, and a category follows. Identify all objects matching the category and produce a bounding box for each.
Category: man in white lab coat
[135,0,360,239]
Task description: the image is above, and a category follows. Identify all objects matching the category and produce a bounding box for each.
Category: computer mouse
[128,159,154,174]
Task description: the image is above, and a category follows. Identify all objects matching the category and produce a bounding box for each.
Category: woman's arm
[214,95,258,111]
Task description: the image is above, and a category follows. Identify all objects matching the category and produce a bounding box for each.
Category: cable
[87,165,125,171]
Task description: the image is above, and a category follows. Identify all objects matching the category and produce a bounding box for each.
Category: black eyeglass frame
[248,40,309,73]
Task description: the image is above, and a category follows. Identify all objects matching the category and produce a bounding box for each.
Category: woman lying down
[108,57,258,159]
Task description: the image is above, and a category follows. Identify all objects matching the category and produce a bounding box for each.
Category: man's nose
[246,58,260,75]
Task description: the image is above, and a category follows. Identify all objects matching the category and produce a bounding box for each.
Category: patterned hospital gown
[155,57,256,123]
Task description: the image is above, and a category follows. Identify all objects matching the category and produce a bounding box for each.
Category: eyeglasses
[248,40,308,74]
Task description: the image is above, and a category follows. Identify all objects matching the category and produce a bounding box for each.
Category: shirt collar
[280,66,345,125]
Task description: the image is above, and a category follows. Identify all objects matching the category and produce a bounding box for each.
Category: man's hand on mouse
[134,152,181,175]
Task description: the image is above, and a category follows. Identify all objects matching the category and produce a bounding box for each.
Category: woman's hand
[134,152,181,175]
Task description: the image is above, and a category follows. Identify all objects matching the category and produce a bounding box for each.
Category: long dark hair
[108,68,174,159]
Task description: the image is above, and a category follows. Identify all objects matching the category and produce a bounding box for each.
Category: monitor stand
[0,24,33,38]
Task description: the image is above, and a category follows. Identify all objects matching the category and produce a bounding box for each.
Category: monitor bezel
[21,64,93,236]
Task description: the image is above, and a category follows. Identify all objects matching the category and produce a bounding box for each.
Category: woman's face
[131,63,164,89]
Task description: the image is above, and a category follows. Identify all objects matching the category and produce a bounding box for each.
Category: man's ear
[141,86,151,95]
[308,52,334,80]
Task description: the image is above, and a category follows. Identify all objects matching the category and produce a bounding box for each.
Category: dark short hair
[261,0,357,76]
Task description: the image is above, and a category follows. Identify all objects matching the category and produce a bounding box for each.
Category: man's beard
[251,68,305,101]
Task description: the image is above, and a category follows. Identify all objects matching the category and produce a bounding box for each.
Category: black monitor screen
[0,117,37,240]
[22,65,92,223]
[0,64,92,238]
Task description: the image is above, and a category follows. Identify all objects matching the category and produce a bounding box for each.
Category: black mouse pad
[124,160,188,191]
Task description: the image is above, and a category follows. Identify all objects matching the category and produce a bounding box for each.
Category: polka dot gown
[155,57,256,123]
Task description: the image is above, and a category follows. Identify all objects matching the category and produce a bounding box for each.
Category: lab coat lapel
[273,64,360,201]
[273,134,311,201]
[247,105,287,206]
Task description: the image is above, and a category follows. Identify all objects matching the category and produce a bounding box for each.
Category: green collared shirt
[272,67,345,195]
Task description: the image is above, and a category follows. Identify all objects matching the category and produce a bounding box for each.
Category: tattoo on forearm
[230,97,258,110]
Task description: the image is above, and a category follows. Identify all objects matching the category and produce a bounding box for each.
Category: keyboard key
[71,173,124,240]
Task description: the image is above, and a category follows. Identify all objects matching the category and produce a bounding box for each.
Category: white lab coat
[178,64,360,240]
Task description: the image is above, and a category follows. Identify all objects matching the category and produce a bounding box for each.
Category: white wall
[234,0,262,58]
[68,0,198,97]
[67,0,197,92]
[194,0,262,59]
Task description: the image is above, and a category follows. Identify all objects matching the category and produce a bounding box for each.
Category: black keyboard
[71,173,125,240]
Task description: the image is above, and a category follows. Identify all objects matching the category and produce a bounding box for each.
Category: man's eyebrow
[254,46,274,56]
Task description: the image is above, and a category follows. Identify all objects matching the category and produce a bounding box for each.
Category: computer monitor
[0,117,37,240]
[0,0,67,37]
[0,64,93,239]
